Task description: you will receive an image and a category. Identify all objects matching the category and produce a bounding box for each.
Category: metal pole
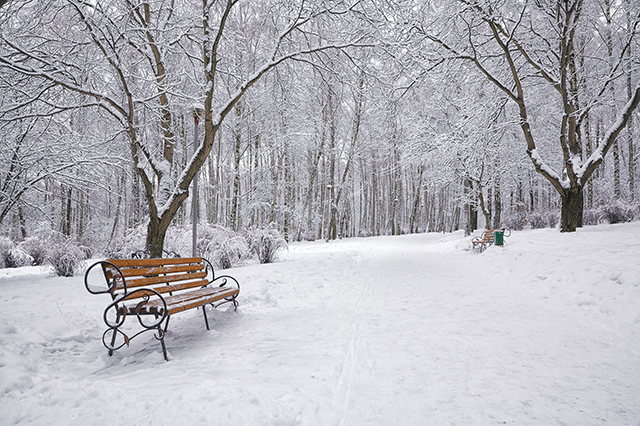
[192,114,199,258]
[325,184,332,241]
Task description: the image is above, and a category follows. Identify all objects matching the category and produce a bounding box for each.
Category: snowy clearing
[1,222,640,425]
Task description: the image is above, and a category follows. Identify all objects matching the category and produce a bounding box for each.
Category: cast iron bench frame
[84,256,239,361]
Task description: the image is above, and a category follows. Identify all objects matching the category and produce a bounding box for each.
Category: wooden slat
[117,279,209,299]
[167,295,236,315]
[108,257,202,268]
[121,286,239,315]
[125,271,207,289]
[109,263,204,278]
[165,287,239,315]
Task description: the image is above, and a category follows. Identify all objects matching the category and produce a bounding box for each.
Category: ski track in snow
[1,223,640,425]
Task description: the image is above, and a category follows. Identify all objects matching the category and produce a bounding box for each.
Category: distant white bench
[84,257,239,360]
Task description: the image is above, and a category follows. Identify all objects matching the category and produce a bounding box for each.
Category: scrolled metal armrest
[84,260,126,296]
[213,274,240,292]
[201,257,241,292]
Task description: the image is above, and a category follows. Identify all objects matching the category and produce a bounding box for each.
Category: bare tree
[414,0,640,231]
[1,0,368,255]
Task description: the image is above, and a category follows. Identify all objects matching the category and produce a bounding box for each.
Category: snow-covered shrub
[528,211,559,229]
[358,229,373,238]
[528,212,547,229]
[18,237,48,265]
[598,200,637,224]
[213,236,250,269]
[0,237,15,268]
[246,225,288,264]
[79,244,93,260]
[105,225,147,258]
[6,248,34,268]
[45,238,88,277]
[547,211,559,228]
[583,208,600,226]
[301,229,317,241]
[165,223,231,259]
[502,203,527,231]
[197,224,237,257]
[167,223,250,268]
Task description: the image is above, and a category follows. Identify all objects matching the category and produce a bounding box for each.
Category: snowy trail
[1,224,640,425]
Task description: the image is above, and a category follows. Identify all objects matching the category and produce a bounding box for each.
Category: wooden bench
[472,228,509,252]
[84,257,239,361]
[472,229,496,252]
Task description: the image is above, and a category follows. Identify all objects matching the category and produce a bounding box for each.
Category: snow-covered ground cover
[1,222,640,425]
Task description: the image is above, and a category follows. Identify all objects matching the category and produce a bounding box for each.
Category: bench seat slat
[117,279,210,299]
[166,287,239,315]
[108,257,203,268]
[122,286,239,316]
[122,271,208,289]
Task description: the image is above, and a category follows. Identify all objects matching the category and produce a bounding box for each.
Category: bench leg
[108,312,121,356]
[163,315,171,333]
[158,327,168,361]
[202,306,210,331]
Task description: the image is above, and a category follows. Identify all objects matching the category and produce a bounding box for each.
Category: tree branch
[578,81,640,185]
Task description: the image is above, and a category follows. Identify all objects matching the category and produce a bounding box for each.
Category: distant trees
[1,0,369,255]
[1,0,639,257]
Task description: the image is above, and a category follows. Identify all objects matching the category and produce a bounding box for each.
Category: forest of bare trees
[0,0,638,262]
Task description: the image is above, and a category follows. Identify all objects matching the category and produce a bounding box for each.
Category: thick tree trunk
[560,188,583,232]
[146,218,168,258]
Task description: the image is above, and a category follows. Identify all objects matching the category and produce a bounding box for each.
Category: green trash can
[494,230,504,246]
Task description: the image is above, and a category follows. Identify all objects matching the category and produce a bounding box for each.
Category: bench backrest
[104,257,209,299]
[483,229,500,240]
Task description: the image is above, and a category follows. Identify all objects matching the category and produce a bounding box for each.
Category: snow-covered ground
[1,222,640,425]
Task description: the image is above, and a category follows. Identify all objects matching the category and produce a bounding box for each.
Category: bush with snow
[598,200,638,224]
[198,225,250,269]
[547,211,559,228]
[246,225,288,264]
[0,237,15,268]
[7,248,34,268]
[0,237,34,268]
[18,236,48,265]
[502,205,527,231]
[528,212,547,229]
[105,225,147,258]
[45,238,89,277]
[583,201,639,226]
[165,223,251,268]
[583,208,600,226]
[528,210,559,229]
[213,236,250,269]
